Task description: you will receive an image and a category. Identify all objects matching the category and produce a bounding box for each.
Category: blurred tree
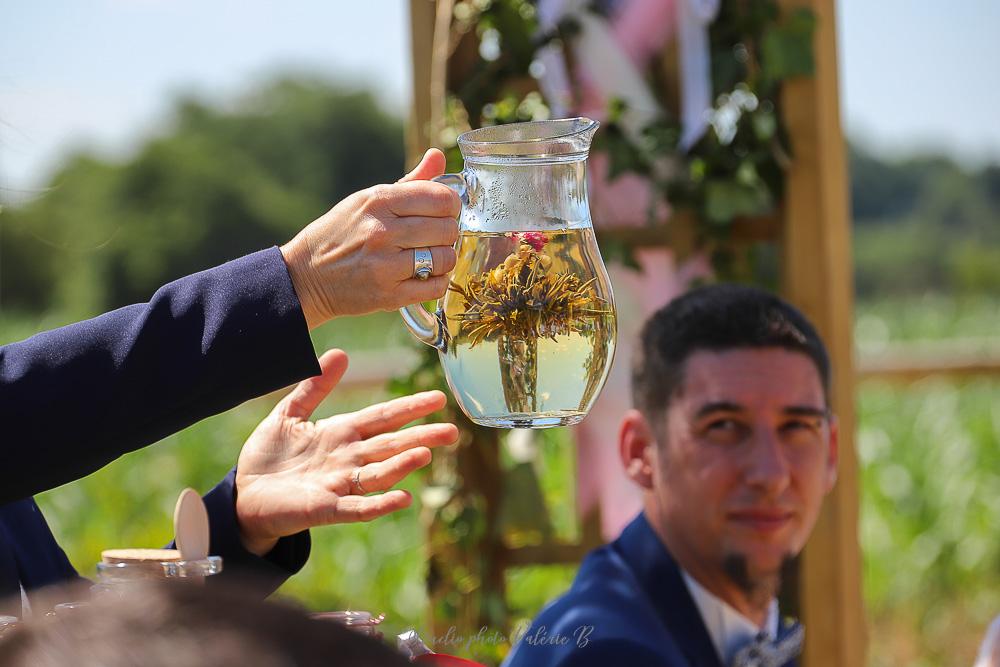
[849,144,1000,299]
[849,145,946,222]
[1,75,403,317]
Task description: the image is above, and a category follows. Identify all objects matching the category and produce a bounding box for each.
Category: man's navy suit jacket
[0,248,322,614]
[503,513,799,667]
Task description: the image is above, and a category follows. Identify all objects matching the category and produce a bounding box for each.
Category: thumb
[397,148,447,183]
[277,349,350,420]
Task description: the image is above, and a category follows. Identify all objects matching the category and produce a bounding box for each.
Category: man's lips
[727,509,794,532]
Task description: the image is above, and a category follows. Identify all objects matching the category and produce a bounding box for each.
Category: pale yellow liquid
[440,229,616,428]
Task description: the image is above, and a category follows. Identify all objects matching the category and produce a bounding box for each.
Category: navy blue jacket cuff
[195,467,311,597]
[168,468,312,597]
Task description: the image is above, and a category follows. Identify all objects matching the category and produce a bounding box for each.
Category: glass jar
[92,549,222,595]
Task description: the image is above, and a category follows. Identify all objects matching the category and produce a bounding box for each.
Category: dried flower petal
[448,243,607,348]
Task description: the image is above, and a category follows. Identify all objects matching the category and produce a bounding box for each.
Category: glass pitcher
[401,118,617,429]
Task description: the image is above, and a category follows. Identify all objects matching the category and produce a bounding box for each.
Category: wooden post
[778,0,867,665]
[407,0,436,162]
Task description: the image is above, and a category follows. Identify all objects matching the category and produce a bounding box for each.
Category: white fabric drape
[536,0,719,150]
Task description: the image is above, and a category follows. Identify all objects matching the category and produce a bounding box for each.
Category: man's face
[647,347,837,589]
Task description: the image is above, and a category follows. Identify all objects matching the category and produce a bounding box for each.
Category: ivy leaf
[752,109,778,141]
[641,121,681,154]
[761,8,816,86]
[606,97,628,124]
[689,157,708,183]
[735,160,761,187]
[704,179,773,225]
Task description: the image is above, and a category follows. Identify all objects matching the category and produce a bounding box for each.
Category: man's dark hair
[631,284,831,426]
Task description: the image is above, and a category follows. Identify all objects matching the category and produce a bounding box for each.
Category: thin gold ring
[352,468,367,495]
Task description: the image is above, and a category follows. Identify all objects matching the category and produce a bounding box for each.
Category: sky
[1,0,998,202]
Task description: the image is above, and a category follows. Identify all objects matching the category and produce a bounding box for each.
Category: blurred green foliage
[851,145,1000,298]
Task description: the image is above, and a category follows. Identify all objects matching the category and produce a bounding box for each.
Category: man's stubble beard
[722,552,797,610]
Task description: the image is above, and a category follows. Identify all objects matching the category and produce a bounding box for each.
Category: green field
[3,296,998,666]
[855,297,1000,667]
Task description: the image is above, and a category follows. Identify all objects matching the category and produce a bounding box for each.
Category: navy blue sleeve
[172,468,310,597]
[0,499,84,599]
[0,247,320,503]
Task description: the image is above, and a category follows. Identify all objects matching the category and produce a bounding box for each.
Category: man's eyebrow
[694,401,745,419]
[783,405,830,419]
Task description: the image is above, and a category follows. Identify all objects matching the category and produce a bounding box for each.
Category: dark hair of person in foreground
[0,581,409,667]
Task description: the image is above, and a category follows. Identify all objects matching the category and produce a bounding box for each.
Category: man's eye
[704,419,747,444]
[781,420,823,445]
[783,419,820,432]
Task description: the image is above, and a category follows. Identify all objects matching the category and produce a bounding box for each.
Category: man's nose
[744,428,791,496]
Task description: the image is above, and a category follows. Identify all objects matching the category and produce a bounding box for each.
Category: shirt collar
[680,569,779,666]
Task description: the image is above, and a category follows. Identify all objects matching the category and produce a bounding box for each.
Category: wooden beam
[407,0,437,163]
[777,0,867,665]
[505,543,592,567]
[857,338,1000,383]
[859,358,1000,383]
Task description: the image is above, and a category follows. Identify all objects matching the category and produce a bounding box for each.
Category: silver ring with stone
[413,247,433,281]
[352,468,367,495]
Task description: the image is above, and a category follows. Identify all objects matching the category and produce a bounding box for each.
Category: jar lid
[101,548,182,564]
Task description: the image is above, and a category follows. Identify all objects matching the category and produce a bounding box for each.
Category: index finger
[378,181,461,219]
[340,390,448,439]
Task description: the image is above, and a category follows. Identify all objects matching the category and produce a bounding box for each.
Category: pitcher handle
[399,172,468,350]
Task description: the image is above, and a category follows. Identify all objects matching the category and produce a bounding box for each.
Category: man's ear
[824,414,840,493]
[619,409,657,490]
